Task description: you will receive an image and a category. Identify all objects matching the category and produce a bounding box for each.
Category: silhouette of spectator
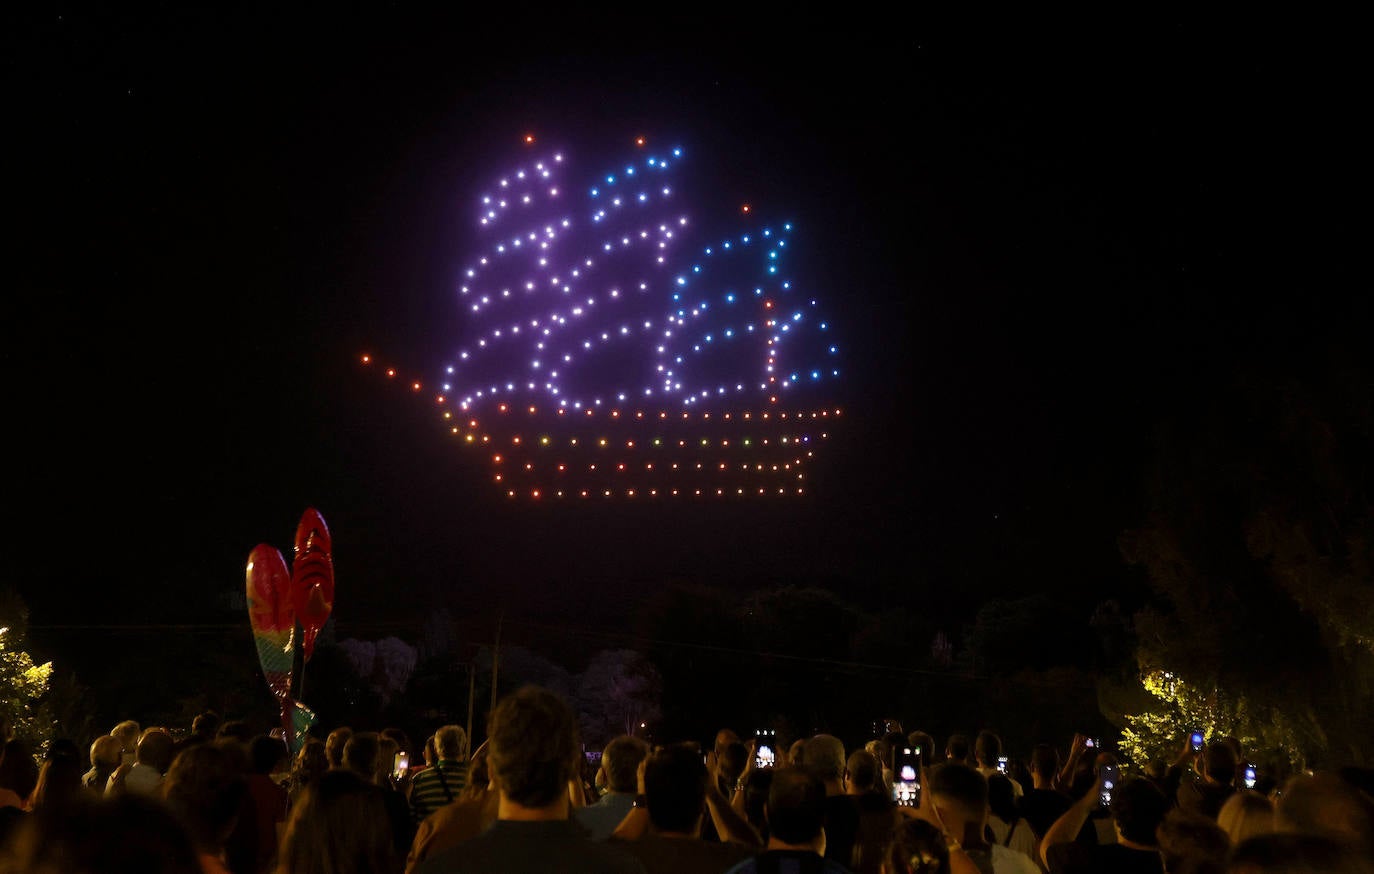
[2,792,203,873]
[324,726,352,770]
[84,735,122,792]
[724,767,849,874]
[1217,791,1274,848]
[409,725,468,826]
[412,684,643,873]
[574,734,648,840]
[881,818,951,874]
[162,742,248,874]
[277,768,398,874]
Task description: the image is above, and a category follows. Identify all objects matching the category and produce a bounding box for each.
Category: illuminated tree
[0,590,55,753]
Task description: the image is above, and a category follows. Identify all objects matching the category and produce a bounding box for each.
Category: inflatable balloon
[246,544,294,702]
[291,507,334,662]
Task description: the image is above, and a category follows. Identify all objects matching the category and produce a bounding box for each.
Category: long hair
[276,769,397,874]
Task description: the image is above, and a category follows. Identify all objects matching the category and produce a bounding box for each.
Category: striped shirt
[410,761,468,823]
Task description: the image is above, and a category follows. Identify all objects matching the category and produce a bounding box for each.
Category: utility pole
[465,660,476,760]
[490,610,503,716]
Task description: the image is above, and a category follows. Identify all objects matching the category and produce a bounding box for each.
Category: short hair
[1203,741,1237,785]
[249,735,287,775]
[111,721,141,750]
[767,767,827,845]
[945,734,971,762]
[1157,807,1230,874]
[846,749,881,792]
[907,732,936,763]
[974,731,1003,767]
[486,685,580,808]
[927,763,987,820]
[162,743,248,850]
[1031,743,1060,777]
[1113,777,1169,846]
[375,736,400,784]
[1276,772,1374,852]
[882,818,950,874]
[787,738,806,768]
[1230,832,1374,874]
[191,711,220,738]
[644,743,708,833]
[720,741,748,783]
[602,735,649,793]
[342,732,380,779]
[90,735,123,768]
[1218,791,1275,847]
[804,734,846,782]
[435,725,467,760]
[325,727,352,767]
[135,730,175,773]
[215,720,253,745]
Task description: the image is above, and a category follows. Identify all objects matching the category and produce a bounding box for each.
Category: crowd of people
[0,692,1371,873]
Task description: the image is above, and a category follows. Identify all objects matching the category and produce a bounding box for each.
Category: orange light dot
[741,204,751,214]
[412,382,422,391]
[385,369,396,378]
[524,134,536,144]
[361,354,372,364]
[635,136,646,147]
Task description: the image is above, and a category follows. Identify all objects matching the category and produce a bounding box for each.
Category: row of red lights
[505,487,806,499]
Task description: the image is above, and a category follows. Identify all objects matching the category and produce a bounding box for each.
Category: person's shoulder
[991,844,1041,874]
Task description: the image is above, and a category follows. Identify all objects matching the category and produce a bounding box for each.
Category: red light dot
[524,134,535,144]
[635,136,646,147]
[360,354,371,364]
[412,382,422,391]
[385,369,396,378]
[741,204,751,214]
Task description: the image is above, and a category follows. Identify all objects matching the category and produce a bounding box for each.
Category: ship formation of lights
[362,134,842,499]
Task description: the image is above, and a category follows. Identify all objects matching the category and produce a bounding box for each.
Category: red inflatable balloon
[246,544,294,702]
[291,507,334,662]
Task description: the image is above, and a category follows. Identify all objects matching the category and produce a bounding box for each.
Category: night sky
[5,13,1363,684]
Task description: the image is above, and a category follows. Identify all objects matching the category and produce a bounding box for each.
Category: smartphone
[1099,763,1119,808]
[584,750,603,767]
[892,747,921,807]
[392,751,409,781]
[1190,732,1205,752]
[1084,737,1098,749]
[1244,764,1257,789]
[997,756,1008,775]
[754,729,776,769]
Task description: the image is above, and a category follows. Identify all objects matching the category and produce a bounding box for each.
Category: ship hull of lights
[368,137,842,499]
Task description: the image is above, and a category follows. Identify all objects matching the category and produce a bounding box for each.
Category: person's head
[161,742,247,853]
[90,735,123,771]
[1157,807,1230,874]
[643,743,709,834]
[1112,776,1170,847]
[766,767,827,849]
[907,732,936,765]
[423,734,437,766]
[292,738,328,783]
[249,735,288,777]
[214,720,253,746]
[845,749,881,795]
[111,721,141,755]
[1218,791,1275,847]
[944,734,971,764]
[276,769,394,874]
[435,724,467,761]
[1030,743,1060,781]
[881,818,950,874]
[601,735,650,794]
[29,754,84,811]
[1202,741,1238,786]
[380,727,412,760]
[486,685,580,809]
[324,727,352,768]
[744,767,774,838]
[5,793,202,874]
[191,711,220,739]
[787,738,807,768]
[1229,832,1374,874]
[135,730,175,775]
[375,736,399,784]
[342,731,380,780]
[927,764,987,845]
[714,728,741,755]
[720,741,748,784]
[804,734,846,786]
[974,731,1003,769]
[1276,771,1374,853]
[986,774,1017,824]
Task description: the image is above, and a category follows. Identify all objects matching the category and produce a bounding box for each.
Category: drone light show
[364,135,842,499]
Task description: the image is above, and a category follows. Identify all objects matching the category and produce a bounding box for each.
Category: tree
[1118,355,1374,766]
[0,589,56,753]
[573,649,661,745]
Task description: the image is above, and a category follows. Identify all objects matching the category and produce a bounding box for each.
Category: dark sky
[5,12,1362,672]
